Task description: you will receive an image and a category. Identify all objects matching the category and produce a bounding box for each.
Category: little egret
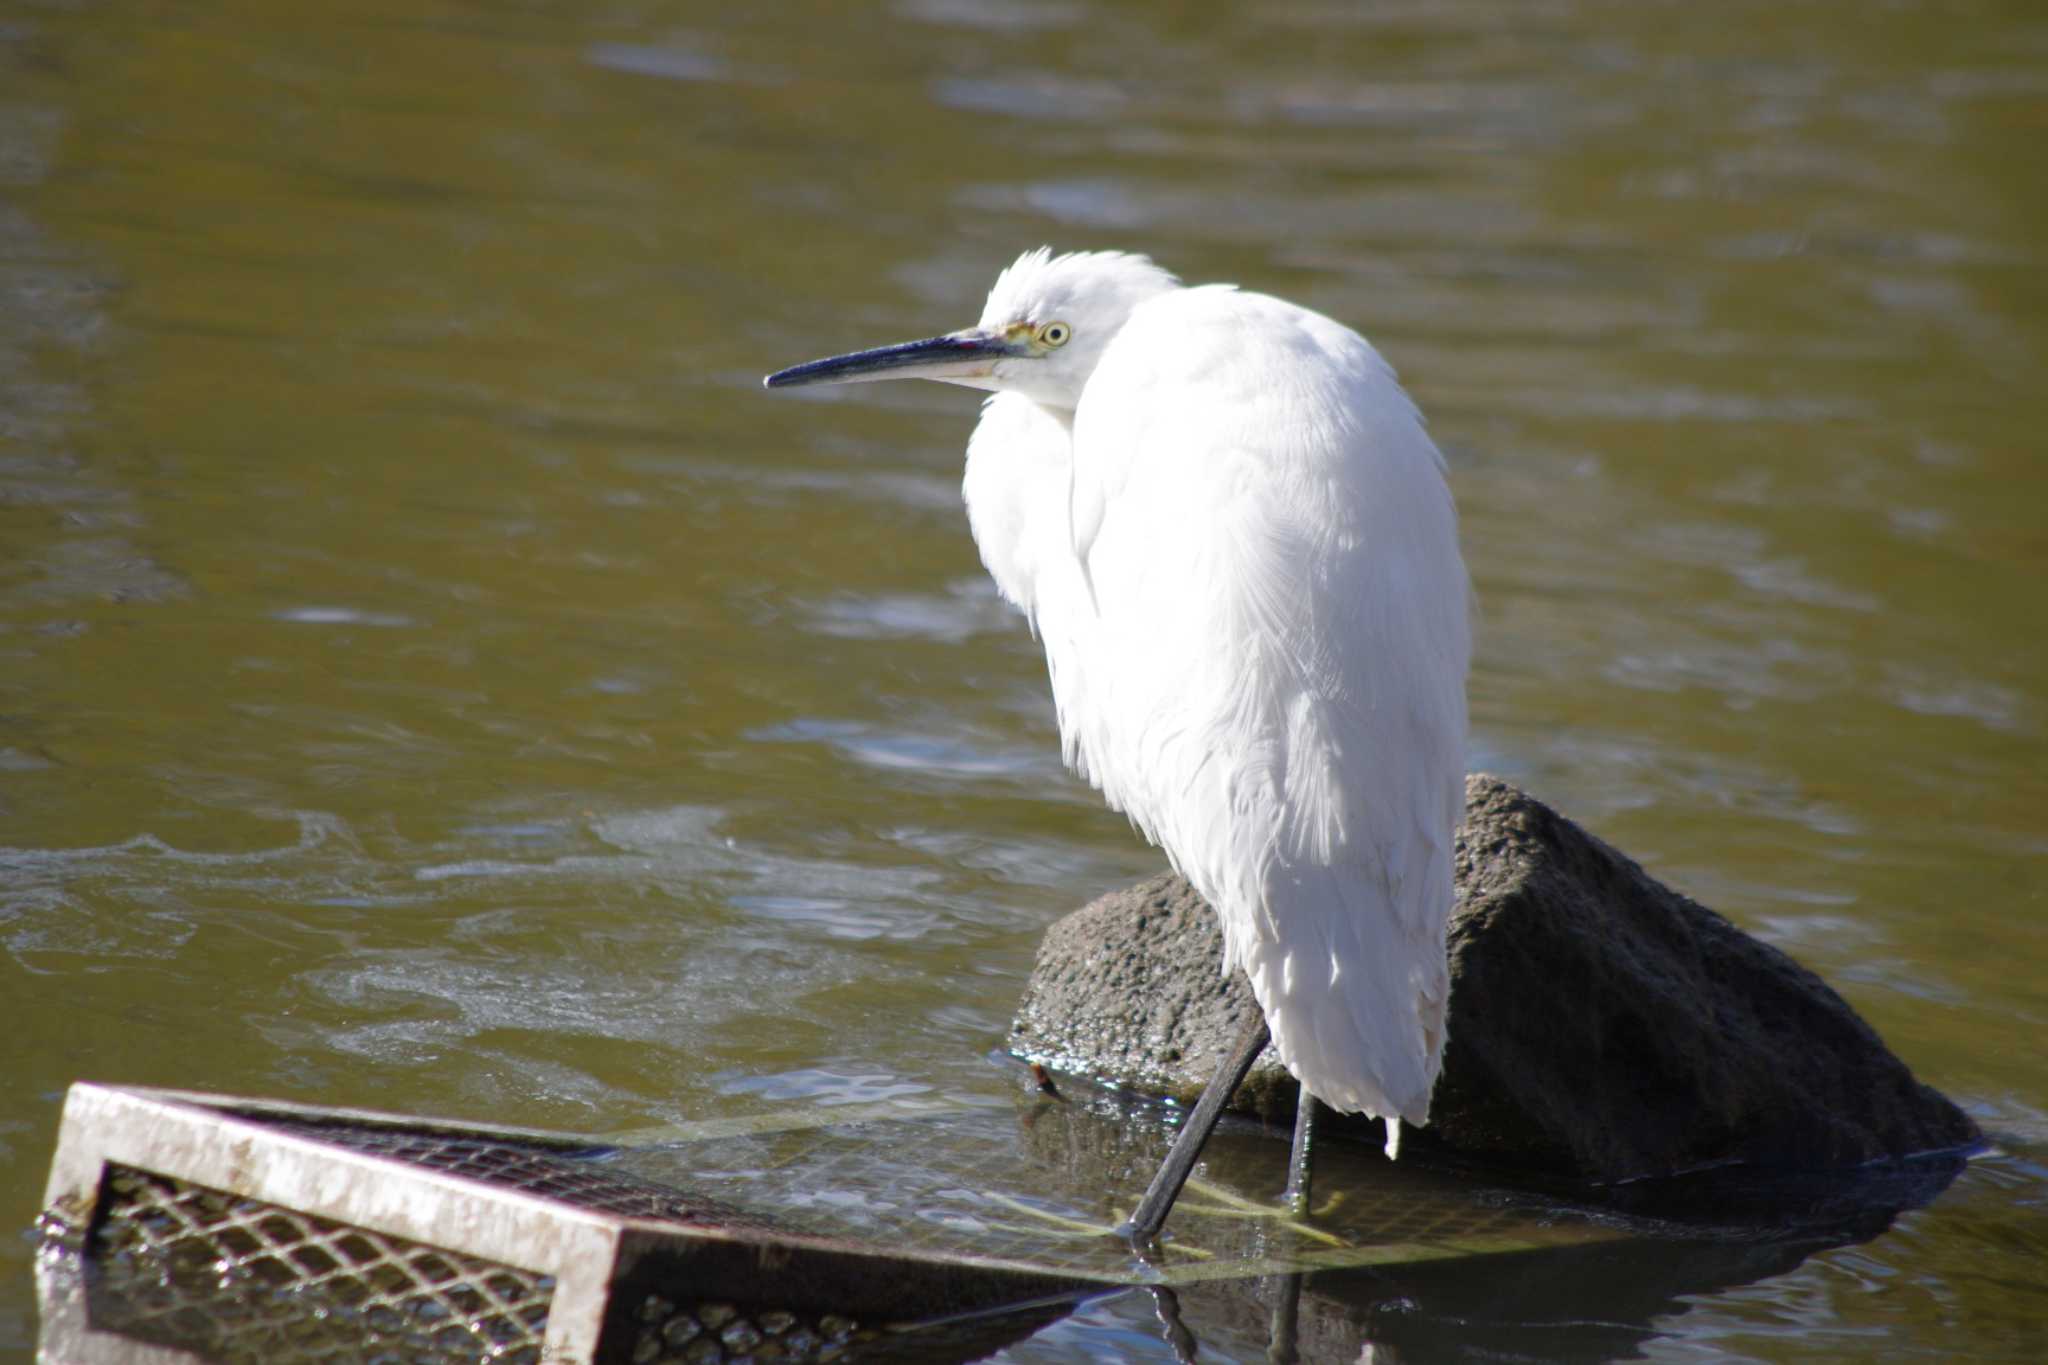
[765,249,1470,1242]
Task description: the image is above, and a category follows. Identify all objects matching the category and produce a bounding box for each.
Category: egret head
[764,248,1180,411]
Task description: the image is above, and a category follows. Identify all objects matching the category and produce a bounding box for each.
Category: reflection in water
[1250,1236,1844,1363]
[1009,1082,1967,1362]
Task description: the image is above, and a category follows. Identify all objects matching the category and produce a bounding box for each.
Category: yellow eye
[1037,320,1072,348]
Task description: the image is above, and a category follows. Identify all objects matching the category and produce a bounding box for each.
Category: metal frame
[43,1084,624,1362]
[38,1082,1112,1364]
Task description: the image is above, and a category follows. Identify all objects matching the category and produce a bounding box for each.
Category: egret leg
[1119,1012,1270,1244]
[1269,1096,1317,1363]
[1283,1089,1319,1216]
[1265,1271,1304,1364]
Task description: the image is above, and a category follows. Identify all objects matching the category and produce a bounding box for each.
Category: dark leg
[1283,1088,1318,1215]
[1265,1271,1304,1364]
[1265,1091,1317,1360]
[1118,1011,1270,1243]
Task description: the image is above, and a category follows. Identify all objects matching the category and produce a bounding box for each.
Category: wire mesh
[605,1099,1580,1282]
[616,1289,1073,1365]
[56,1161,1070,1365]
[40,1094,1122,1364]
[259,1118,782,1233]
[37,1084,1626,1363]
[78,1164,553,1364]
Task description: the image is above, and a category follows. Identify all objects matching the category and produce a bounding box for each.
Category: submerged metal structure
[37,1081,1623,1362]
[37,1085,1103,1363]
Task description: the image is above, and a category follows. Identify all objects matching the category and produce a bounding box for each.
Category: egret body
[767,249,1470,1237]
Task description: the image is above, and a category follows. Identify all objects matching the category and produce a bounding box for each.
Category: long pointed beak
[763,329,1018,390]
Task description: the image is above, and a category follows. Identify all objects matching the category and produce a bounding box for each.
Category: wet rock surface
[1010,774,1981,1181]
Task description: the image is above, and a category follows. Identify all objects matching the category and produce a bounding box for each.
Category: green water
[3,0,2044,1358]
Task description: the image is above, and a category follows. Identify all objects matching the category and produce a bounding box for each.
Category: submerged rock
[1009,774,1980,1181]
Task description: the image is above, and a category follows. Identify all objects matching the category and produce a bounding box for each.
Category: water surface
[3,0,2044,1358]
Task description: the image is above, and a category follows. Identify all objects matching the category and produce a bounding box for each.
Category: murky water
[4,0,2045,1358]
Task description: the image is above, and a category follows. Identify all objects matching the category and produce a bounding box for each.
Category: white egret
[765,249,1469,1241]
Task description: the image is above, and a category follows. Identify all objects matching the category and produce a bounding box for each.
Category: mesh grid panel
[260,1119,783,1233]
[51,1118,1106,1363]
[616,1292,1076,1365]
[626,1292,866,1363]
[84,1164,552,1364]
[38,1086,1622,1363]
[606,1102,1570,1282]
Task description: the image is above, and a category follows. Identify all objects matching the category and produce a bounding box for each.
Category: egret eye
[1037,321,1072,348]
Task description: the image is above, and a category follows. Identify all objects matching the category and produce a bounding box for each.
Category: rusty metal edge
[40,1082,621,1363]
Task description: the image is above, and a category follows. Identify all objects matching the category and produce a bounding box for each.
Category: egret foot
[1117,1011,1270,1244]
[1156,1177,1348,1247]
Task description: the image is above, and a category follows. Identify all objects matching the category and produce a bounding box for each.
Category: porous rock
[1009,774,1979,1180]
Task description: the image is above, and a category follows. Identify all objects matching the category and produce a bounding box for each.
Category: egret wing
[1057,286,1470,1122]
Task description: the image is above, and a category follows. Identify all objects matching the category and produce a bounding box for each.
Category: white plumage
[771,248,1470,1146]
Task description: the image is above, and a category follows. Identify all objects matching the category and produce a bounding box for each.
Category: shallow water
[3,0,2045,1358]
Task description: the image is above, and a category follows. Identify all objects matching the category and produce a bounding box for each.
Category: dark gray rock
[1010,773,1981,1181]
[1010,870,1297,1118]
